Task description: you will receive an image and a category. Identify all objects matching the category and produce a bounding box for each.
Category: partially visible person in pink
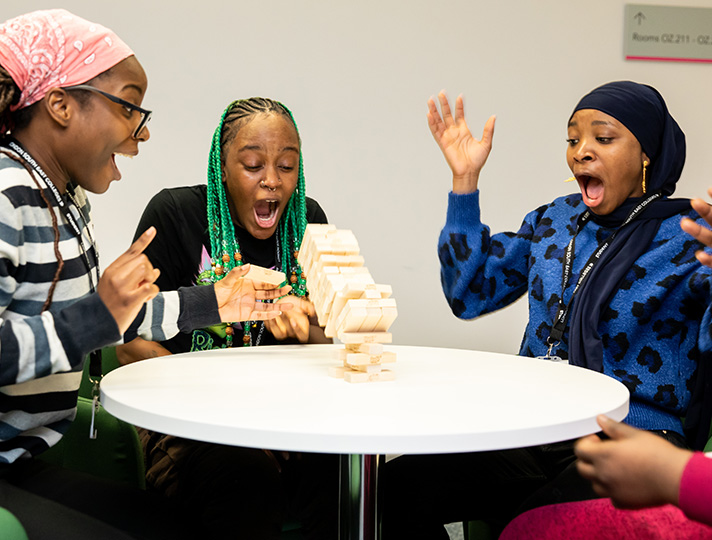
[576,416,706,518]
[498,416,712,539]
[498,498,712,540]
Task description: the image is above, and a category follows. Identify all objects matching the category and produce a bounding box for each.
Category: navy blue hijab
[567,81,689,367]
[565,82,712,447]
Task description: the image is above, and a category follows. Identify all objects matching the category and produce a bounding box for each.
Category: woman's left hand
[681,187,712,268]
[264,296,317,343]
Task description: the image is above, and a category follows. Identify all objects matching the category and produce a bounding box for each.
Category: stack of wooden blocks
[297,224,398,383]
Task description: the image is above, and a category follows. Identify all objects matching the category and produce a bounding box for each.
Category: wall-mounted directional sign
[625,4,712,63]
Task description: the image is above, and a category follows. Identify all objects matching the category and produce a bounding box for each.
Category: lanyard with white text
[5,139,99,291]
[4,139,104,438]
[544,192,662,357]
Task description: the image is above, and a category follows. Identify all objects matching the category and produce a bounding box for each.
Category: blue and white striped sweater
[0,151,218,463]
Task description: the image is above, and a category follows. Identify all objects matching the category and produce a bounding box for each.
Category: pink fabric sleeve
[679,452,712,526]
[499,498,712,539]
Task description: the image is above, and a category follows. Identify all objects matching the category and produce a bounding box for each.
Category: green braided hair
[206,97,308,297]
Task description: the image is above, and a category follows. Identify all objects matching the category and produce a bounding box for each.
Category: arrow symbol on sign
[634,12,646,25]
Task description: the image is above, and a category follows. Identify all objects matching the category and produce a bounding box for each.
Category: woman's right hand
[681,187,712,268]
[574,415,691,509]
[427,91,496,194]
[97,227,161,336]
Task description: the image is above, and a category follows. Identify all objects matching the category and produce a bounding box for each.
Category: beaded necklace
[204,100,309,347]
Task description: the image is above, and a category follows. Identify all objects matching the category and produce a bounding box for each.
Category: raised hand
[681,187,712,268]
[214,264,293,322]
[574,415,691,509]
[97,226,161,335]
[427,91,496,194]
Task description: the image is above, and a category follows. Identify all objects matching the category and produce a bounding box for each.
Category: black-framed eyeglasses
[65,84,152,139]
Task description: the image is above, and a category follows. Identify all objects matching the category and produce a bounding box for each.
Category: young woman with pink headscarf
[0,9,289,539]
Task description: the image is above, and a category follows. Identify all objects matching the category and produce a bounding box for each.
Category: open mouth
[110,152,136,181]
[254,199,280,229]
[577,174,604,206]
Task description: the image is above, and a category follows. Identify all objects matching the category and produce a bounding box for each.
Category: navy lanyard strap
[547,192,662,346]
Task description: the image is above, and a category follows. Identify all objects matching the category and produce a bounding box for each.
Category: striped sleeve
[0,173,116,385]
[120,285,220,344]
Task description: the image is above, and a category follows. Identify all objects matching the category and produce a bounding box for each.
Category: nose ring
[260,180,276,192]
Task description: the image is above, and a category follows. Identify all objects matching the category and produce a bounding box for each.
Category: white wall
[8,0,712,353]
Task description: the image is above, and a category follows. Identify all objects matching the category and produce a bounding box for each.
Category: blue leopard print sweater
[439,190,712,435]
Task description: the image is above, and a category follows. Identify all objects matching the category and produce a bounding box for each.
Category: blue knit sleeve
[438,190,537,319]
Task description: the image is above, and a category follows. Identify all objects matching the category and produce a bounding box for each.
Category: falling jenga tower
[297,224,398,383]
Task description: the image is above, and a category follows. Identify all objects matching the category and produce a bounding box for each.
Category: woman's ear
[642,152,650,166]
[43,88,73,128]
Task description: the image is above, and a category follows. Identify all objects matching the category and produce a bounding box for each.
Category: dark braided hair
[206,97,308,296]
[0,65,64,311]
[0,66,20,133]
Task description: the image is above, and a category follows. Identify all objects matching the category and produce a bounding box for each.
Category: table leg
[339,454,381,540]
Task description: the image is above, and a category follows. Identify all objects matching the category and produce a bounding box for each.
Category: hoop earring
[642,160,649,194]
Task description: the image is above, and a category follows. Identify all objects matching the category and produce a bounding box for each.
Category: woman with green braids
[116,98,336,539]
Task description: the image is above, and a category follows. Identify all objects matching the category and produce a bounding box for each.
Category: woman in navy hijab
[382,82,712,539]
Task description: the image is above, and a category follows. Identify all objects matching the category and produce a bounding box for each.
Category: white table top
[100,344,629,455]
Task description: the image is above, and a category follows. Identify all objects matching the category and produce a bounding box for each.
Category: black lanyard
[3,139,106,437]
[4,139,99,292]
[546,192,662,353]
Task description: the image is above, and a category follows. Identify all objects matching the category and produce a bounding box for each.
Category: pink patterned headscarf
[0,9,133,111]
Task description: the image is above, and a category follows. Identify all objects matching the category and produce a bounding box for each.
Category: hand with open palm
[427,91,496,194]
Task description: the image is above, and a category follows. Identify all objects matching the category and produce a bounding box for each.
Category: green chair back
[39,347,145,488]
[37,395,146,489]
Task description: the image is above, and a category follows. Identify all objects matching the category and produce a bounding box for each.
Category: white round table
[100,344,629,539]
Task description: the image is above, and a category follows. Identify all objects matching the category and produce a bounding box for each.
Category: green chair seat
[0,507,29,540]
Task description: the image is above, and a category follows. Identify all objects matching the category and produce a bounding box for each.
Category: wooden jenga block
[359,306,384,332]
[345,342,384,355]
[323,279,380,336]
[302,235,353,277]
[242,265,287,286]
[298,224,336,269]
[348,363,383,374]
[338,332,392,344]
[314,254,364,274]
[328,365,350,379]
[344,370,395,383]
[333,298,397,336]
[336,305,369,334]
[375,306,398,332]
[342,351,396,366]
[320,272,375,313]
